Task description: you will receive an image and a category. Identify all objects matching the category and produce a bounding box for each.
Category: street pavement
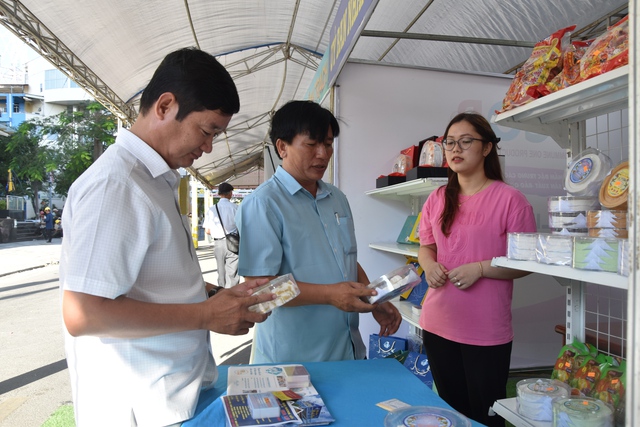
[0,236,252,426]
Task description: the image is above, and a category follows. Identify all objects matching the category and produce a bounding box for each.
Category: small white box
[247,392,281,419]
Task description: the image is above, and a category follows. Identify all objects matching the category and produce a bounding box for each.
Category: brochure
[225,365,335,426]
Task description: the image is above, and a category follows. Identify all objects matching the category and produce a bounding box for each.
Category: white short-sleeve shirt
[60,129,216,426]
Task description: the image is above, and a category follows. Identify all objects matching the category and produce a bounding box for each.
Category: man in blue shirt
[237,100,401,363]
[43,206,54,243]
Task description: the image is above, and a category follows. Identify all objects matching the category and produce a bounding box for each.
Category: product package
[507,232,538,261]
[553,396,614,427]
[366,264,422,304]
[599,161,629,210]
[501,25,575,111]
[565,148,613,197]
[248,273,300,314]
[580,15,629,82]
[516,378,570,421]
[536,234,573,266]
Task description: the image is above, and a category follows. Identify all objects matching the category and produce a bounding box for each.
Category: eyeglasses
[442,137,484,151]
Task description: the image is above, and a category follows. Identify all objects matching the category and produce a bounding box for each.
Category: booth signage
[306,0,378,102]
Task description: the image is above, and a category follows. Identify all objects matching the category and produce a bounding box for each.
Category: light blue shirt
[236,167,365,363]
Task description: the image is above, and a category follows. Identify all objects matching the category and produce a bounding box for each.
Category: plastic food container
[366,264,422,304]
[248,273,300,313]
[384,406,471,427]
[552,396,614,427]
[516,378,570,421]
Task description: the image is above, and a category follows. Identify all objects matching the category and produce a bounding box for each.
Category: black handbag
[215,204,239,254]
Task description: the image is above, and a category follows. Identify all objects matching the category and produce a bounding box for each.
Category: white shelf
[491,257,628,290]
[492,65,628,148]
[391,300,421,329]
[369,241,419,257]
[365,177,447,202]
[492,398,550,427]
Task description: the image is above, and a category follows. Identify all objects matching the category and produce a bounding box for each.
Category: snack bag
[539,40,593,96]
[580,15,628,81]
[551,340,591,385]
[392,153,412,174]
[569,351,606,396]
[501,25,575,111]
[591,357,626,412]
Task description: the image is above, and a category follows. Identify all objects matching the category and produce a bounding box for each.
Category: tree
[44,102,117,196]
[4,102,117,216]
[0,133,11,195]
[5,119,55,214]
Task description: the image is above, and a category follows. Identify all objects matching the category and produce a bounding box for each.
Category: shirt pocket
[337,216,357,255]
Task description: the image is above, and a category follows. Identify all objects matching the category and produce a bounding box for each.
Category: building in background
[1,54,93,130]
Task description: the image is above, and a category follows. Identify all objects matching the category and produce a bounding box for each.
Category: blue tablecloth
[183,358,485,426]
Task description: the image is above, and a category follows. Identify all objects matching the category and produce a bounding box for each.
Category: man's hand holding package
[204,278,275,335]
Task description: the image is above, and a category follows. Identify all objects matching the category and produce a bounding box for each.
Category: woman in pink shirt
[418,112,536,427]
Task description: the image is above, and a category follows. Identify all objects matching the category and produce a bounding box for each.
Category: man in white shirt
[59,47,274,427]
[204,182,240,288]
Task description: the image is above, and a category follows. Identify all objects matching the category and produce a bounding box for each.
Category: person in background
[204,182,240,288]
[417,112,536,427]
[59,47,274,427]
[236,100,402,364]
[43,206,54,243]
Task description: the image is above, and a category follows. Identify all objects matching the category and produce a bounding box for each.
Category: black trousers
[44,228,53,242]
[422,330,512,427]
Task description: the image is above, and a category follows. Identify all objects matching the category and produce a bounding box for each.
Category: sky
[0,25,40,82]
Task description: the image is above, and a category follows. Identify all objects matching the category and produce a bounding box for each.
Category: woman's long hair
[440,113,504,236]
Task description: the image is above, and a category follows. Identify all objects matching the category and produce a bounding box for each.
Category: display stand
[490,66,630,427]
[366,177,445,331]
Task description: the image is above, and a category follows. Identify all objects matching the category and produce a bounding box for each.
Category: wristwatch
[207,286,222,298]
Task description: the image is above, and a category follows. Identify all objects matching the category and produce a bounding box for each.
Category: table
[183,358,485,426]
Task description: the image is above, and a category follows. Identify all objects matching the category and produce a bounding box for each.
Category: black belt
[214,237,226,240]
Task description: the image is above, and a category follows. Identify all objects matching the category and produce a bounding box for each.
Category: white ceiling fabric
[4,0,627,187]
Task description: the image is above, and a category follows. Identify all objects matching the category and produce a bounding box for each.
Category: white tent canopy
[0,0,627,187]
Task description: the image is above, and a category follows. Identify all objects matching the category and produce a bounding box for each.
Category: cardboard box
[406,166,448,181]
[376,175,406,188]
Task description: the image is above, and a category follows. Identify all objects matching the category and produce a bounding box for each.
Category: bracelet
[477,261,483,278]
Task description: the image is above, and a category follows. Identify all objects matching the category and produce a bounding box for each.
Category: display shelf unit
[366,178,443,329]
[369,241,419,257]
[366,177,445,255]
[491,257,628,290]
[365,177,447,205]
[490,65,630,427]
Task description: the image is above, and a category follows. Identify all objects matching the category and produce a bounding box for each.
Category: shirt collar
[274,166,331,199]
[117,128,180,184]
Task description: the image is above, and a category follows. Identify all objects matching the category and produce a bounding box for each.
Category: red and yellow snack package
[539,40,593,96]
[580,15,628,81]
[501,25,575,112]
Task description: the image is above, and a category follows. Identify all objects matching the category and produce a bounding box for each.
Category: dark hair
[138,47,240,120]
[440,112,503,236]
[218,182,234,194]
[269,100,340,159]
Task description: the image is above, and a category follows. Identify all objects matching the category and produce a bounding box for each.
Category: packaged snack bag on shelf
[539,39,593,96]
[580,15,628,82]
[591,357,626,421]
[569,352,607,396]
[500,25,575,112]
[551,340,593,386]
